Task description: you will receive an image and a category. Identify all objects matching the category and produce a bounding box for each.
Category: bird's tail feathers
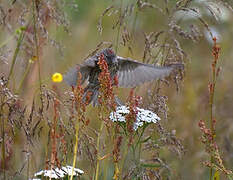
[83,88,99,106]
[83,88,124,107]
[168,63,184,71]
[115,96,124,106]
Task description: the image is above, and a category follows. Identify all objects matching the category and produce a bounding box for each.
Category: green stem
[119,137,129,180]
[135,124,147,149]
[17,62,32,94]
[7,30,25,86]
[0,36,14,49]
[131,143,139,166]
[95,121,104,180]
[136,125,147,165]
[70,119,79,180]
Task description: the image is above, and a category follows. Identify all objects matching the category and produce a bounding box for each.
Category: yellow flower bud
[29,56,37,63]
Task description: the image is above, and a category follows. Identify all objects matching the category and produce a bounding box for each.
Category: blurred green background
[0,0,233,179]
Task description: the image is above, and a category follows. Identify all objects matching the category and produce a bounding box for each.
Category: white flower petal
[110,106,160,131]
[34,166,84,179]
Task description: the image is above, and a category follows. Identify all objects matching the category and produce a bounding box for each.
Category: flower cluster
[97,53,116,109]
[110,106,161,131]
[113,136,123,163]
[212,37,221,63]
[198,119,216,151]
[125,90,139,133]
[33,165,84,179]
[198,120,232,175]
[72,72,89,119]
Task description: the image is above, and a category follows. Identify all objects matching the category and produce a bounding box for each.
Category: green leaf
[63,175,69,180]
[227,174,233,180]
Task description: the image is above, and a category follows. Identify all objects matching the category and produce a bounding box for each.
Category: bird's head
[102,48,117,65]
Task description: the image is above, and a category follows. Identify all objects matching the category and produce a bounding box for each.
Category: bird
[64,48,183,106]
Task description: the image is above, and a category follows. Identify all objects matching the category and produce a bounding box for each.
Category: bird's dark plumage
[64,48,183,106]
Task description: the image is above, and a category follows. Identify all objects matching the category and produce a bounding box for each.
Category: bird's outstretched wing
[64,56,98,86]
[117,56,183,88]
[64,65,91,86]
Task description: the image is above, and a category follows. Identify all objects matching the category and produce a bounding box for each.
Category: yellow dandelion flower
[52,72,63,83]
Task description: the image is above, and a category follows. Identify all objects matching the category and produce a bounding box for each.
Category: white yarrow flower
[34,165,84,179]
[110,106,160,130]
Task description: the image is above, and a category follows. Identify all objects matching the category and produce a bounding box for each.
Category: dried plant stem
[126,4,138,57]
[112,125,122,180]
[70,119,80,180]
[70,73,86,180]
[208,38,218,180]
[1,27,25,180]
[199,38,232,178]
[0,105,6,180]
[51,99,59,173]
[132,5,138,36]
[115,0,123,54]
[95,120,104,180]
[209,64,216,135]
[32,0,43,103]
[209,83,215,178]
[26,143,30,180]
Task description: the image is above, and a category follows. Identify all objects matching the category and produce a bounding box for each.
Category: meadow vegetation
[0,0,233,179]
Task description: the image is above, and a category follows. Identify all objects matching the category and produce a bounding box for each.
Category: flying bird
[64,48,183,106]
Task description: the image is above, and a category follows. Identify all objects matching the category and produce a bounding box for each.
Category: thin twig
[115,0,123,54]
